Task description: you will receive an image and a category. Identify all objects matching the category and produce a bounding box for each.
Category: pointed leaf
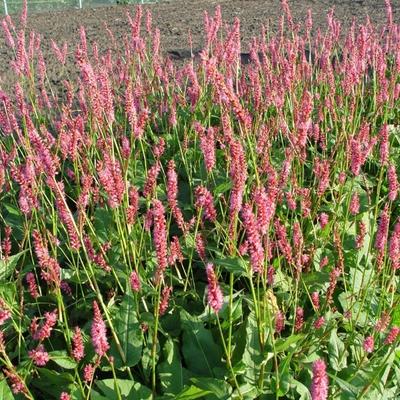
[174,385,213,400]
[110,294,142,368]
[0,251,27,281]
[158,339,191,395]
[96,379,151,400]
[49,351,77,369]
[0,380,15,400]
[181,310,223,377]
[190,377,232,400]
[213,258,247,276]
[328,329,348,371]
[242,312,264,384]
[274,334,304,352]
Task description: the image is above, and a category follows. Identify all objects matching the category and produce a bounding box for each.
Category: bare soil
[0,0,399,93]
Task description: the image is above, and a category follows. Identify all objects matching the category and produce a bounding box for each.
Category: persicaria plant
[0,0,400,398]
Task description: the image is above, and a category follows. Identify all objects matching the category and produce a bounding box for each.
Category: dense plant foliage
[0,1,400,399]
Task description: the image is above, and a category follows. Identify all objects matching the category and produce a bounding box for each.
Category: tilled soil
[0,0,399,94]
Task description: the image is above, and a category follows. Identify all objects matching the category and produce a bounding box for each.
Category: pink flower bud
[311,359,329,400]
[363,336,374,353]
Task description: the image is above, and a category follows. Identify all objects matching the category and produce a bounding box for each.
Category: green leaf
[392,303,400,326]
[328,329,348,371]
[301,270,330,292]
[220,297,243,327]
[174,385,213,400]
[0,250,27,281]
[231,321,247,367]
[0,380,15,400]
[93,208,115,242]
[213,258,247,276]
[274,334,304,352]
[291,378,312,400]
[88,389,108,400]
[213,181,232,196]
[190,377,232,400]
[242,312,264,384]
[234,383,260,399]
[160,309,182,337]
[328,373,359,396]
[110,294,142,368]
[349,265,374,294]
[338,292,368,327]
[3,203,24,239]
[356,211,373,262]
[361,350,395,393]
[70,386,85,400]
[0,283,16,305]
[272,353,293,396]
[180,310,223,377]
[96,379,152,400]
[158,339,191,395]
[141,338,156,382]
[32,369,75,398]
[273,267,292,293]
[49,351,77,369]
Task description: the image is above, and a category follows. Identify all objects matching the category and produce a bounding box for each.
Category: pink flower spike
[375,204,390,253]
[127,186,139,225]
[168,235,184,265]
[159,286,172,316]
[32,230,61,286]
[375,312,391,332]
[0,299,11,325]
[91,301,109,357]
[1,226,12,259]
[356,221,366,250]
[294,307,304,332]
[319,213,329,229]
[29,344,49,366]
[130,271,141,292]
[0,330,4,351]
[152,200,168,284]
[206,263,223,313]
[388,164,398,201]
[72,327,85,362]
[350,138,362,176]
[338,172,346,185]
[32,309,58,340]
[143,162,161,198]
[26,272,39,299]
[83,363,94,383]
[3,369,28,395]
[60,393,71,400]
[363,336,374,353]
[313,316,325,329]
[349,192,360,215]
[311,292,320,310]
[97,153,125,208]
[195,233,206,261]
[241,203,264,273]
[389,230,400,270]
[311,359,329,400]
[166,160,187,233]
[320,256,329,269]
[385,326,400,345]
[253,187,274,234]
[195,186,217,222]
[60,280,72,296]
[275,310,285,334]
[379,125,389,166]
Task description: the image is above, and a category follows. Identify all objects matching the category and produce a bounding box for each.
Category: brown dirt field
[0,0,399,94]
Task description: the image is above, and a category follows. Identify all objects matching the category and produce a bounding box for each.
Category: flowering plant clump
[0,0,400,398]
